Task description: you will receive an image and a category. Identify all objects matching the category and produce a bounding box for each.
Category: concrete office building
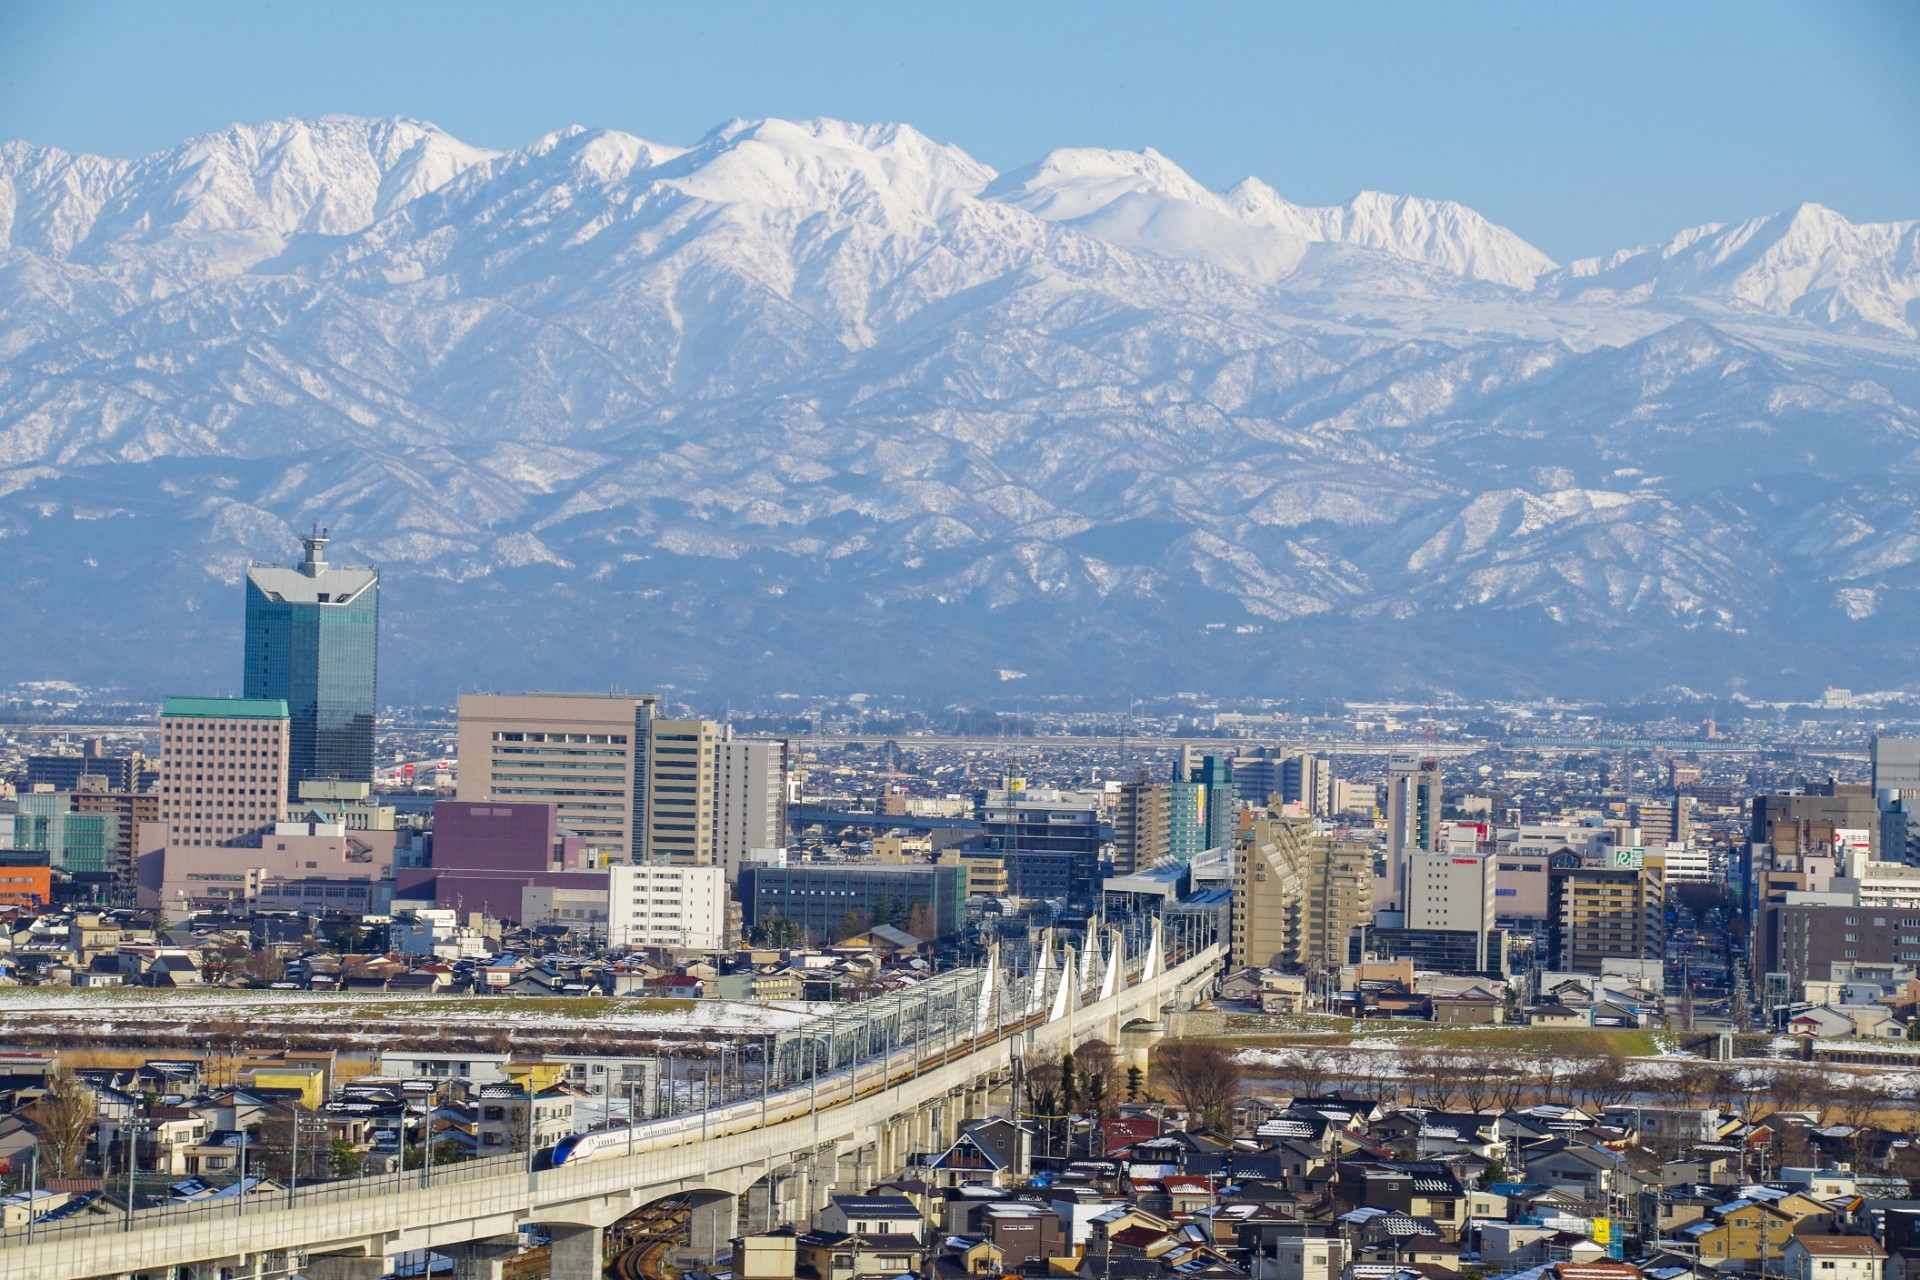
[156,697,290,849]
[244,530,379,788]
[1751,784,1880,901]
[1232,748,1331,815]
[520,885,610,935]
[1760,901,1920,990]
[607,863,728,950]
[285,780,397,831]
[70,782,159,901]
[140,822,399,915]
[1874,736,1920,798]
[1492,850,1552,949]
[1403,850,1498,971]
[1873,740,1920,868]
[1661,843,1715,883]
[456,692,659,862]
[25,740,145,793]
[716,735,787,882]
[976,785,1103,905]
[1633,798,1692,847]
[1380,758,1442,912]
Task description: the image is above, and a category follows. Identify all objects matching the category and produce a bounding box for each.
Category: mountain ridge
[2,114,1919,701]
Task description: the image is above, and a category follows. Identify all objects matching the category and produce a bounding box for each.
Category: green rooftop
[161,696,289,720]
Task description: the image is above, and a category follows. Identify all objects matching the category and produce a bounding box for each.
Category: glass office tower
[243,529,379,787]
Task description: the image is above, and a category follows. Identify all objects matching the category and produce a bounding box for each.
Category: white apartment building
[1510,822,1621,860]
[392,908,491,959]
[607,863,727,951]
[1661,842,1716,883]
[716,735,787,882]
[1833,852,1920,910]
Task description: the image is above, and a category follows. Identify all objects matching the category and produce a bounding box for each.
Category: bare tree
[1280,1050,1330,1100]
[1667,1060,1718,1107]
[1520,1056,1564,1108]
[204,1017,251,1088]
[241,948,286,986]
[1406,1050,1463,1111]
[1154,1039,1243,1133]
[28,1068,97,1178]
[1571,1052,1634,1109]
[1022,1050,1068,1158]
[1771,1066,1817,1115]
[1459,1061,1508,1114]
[1489,1059,1532,1111]
[1076,1040,1117,1120]
[1831,1082,1880,1128]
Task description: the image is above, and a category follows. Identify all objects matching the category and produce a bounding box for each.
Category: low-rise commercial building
[737,863,965,942]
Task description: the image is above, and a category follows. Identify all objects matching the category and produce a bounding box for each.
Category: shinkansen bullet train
[543,1004,1051,1169]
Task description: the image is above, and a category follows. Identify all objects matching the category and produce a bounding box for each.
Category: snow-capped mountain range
[3,114,1919,701]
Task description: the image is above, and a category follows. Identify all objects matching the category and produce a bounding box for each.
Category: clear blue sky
[3,0,1916,261]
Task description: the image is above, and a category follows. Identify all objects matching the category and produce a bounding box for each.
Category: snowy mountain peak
[0,114,496,261]
[984,146,1554,288]
[660,116,997,214]
[1552,202,1920,336]
[985,145,1218,219]
[1313,190,1559,288]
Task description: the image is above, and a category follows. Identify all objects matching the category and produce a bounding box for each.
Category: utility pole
[525,1086,537,1174]
[288,1106,300,1208]
[122,1114,138,1232]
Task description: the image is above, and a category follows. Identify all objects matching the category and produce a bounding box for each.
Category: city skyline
[2,11,1917,1280]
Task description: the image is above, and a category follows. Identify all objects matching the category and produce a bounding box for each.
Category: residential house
[1784,1236,1886,1280]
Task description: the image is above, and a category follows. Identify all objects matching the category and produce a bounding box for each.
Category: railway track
[606,1195,692,1280]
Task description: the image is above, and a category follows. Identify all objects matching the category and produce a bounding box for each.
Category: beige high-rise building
[1547,850,1667,974]
[156,697,291,848]
[1113,778,1171,875]
[1231,815,1371,974]
[456,692,658,861]
[644,717,721,866]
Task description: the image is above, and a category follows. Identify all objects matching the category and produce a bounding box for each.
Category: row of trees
[1254,1043,1920,1169]
[1256,1045,1906,1124]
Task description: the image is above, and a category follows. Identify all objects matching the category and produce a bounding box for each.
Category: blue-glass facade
[1168,781,1206,862]
[243,532,379,787]
[1196,754,1236,851]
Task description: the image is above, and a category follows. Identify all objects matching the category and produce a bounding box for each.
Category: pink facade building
[138,822,400,914]
[394,801,606,923]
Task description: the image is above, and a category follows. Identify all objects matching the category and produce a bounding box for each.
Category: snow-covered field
[0,987,831,1034]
